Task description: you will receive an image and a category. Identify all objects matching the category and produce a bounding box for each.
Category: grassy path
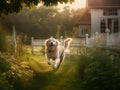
[25,54,80,90]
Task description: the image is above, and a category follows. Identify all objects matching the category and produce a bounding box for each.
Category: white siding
[91,9,103,35]
[118,9,120,32]
[78,25,91,37]
[118,9,120,39]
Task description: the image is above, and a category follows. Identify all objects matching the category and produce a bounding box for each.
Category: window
[100,18,118,33]
[100,19,106,33]
[103,8,118,16]
[80,28,90,37]
[114,19,118,33]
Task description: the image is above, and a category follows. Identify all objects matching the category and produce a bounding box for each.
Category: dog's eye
[48,41,55,45]
[53,41,56,44]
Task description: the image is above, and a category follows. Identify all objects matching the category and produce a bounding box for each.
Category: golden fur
[45,37,72,69]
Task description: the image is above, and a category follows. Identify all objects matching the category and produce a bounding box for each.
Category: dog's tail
[64,38,72,50]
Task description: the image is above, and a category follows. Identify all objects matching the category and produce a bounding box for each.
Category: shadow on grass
[25,55,81,90]
[26,71,55,90]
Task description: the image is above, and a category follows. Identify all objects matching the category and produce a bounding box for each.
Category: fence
[31,37,45,54]
[31,30,120,54]
[31,36,85,54]
[85,29,120,48]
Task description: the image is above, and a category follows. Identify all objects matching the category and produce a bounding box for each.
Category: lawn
[24,53,81,90]
[2,46,119,90]
[24,47,120,90]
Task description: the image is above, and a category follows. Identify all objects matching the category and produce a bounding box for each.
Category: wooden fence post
[118,31,120,44]
[95,32,98,46]
[31,37,34,54]
[105,28,110,47]
[85,34,89,47]
[60,36,64,45]
[12,25,17,53]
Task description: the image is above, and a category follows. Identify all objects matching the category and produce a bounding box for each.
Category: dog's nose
[50,42,54,46]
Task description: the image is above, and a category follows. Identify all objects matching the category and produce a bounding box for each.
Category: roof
[87,0,120,8]
[76,10,91,25]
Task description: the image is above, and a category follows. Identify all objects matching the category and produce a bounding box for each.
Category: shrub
[0,29,8,52]
[0,57,10,73]
[78,48,120,90]
[0,77,14,90]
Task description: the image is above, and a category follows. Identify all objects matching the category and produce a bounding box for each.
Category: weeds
[0,27,120,90]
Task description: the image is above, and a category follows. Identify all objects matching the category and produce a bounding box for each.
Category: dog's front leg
[45,54,51,65]
[52,52,60,69]
[47,58,51,65]
[53,58,60,69]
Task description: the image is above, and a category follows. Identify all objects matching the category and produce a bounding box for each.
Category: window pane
[100,19,106,33]
[103,8,117,16]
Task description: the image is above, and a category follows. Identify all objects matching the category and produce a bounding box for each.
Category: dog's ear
[56,40,59,46]
[45,40,49,47]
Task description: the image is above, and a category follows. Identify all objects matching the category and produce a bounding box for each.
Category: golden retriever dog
[45,37,72,69]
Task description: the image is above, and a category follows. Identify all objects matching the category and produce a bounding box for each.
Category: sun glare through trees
[58,0,86,10]
[37,0,86,11]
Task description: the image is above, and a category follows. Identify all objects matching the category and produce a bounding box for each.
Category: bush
[0,77,14,90]
[78,48,120,90]
[0,57,10,73]
[0,29,8,52]
[0,51,34,90]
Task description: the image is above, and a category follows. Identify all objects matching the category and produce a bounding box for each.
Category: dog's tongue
[50,46,55,50]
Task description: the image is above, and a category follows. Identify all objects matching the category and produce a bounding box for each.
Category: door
[100,18,118,33]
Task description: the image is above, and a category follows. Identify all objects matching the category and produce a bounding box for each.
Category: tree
[0,0,74,15]
[4,6,82,39]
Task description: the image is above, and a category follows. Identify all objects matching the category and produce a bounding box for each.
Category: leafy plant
[78,48,120,90]
[0,28,8,52]
[0,0,74,15]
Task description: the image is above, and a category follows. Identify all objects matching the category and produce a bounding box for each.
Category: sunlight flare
[37,0,86,10]
[58,0,86,10]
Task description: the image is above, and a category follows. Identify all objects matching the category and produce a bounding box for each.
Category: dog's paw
[47,61,51,65]
[52,63,57,69]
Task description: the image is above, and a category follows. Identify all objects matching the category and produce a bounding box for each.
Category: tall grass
[77,48,120,90]
[0,26,8,52]
[0,25,33,90]
[0,28,120,90]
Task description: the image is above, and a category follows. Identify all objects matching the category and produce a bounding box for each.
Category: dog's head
[45,37,59,52]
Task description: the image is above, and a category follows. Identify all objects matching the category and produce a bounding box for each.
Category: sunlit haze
[58,0,86,10]
[37,0,86,10]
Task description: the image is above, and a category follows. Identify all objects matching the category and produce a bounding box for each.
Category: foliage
[0,0,74,16]
[0,57,10,73]
[0,52,34,90]
[4,7,83,39]
[0,44,120,90]
[0,26,8,52]
[0,77,14,90]
[78,48,120,90]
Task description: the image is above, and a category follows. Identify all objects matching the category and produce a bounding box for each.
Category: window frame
[103,8,118,16]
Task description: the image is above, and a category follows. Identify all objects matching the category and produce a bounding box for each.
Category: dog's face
[45,37,58,52]
[48,38,57,46]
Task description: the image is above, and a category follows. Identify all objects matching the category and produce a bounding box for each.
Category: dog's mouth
[49,44,55,48]
[48,45,56,52]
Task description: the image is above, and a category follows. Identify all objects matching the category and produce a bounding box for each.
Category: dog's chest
[47,45,64,60]
[48,52,57,60]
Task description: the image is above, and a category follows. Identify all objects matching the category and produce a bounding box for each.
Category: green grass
[24,54,80,90]
[23,48,120,90]
[1,45,120,90]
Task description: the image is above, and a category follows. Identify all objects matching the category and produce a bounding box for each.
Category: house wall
[118,9,120,39]
[91,8,120,35]
[118,9,120,33]
[91,9,103,35]
[78,25,91,37]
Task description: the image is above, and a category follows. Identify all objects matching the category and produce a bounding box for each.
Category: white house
[77,0,120,44]
[87,0,120,35]
[76,9,91,38]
